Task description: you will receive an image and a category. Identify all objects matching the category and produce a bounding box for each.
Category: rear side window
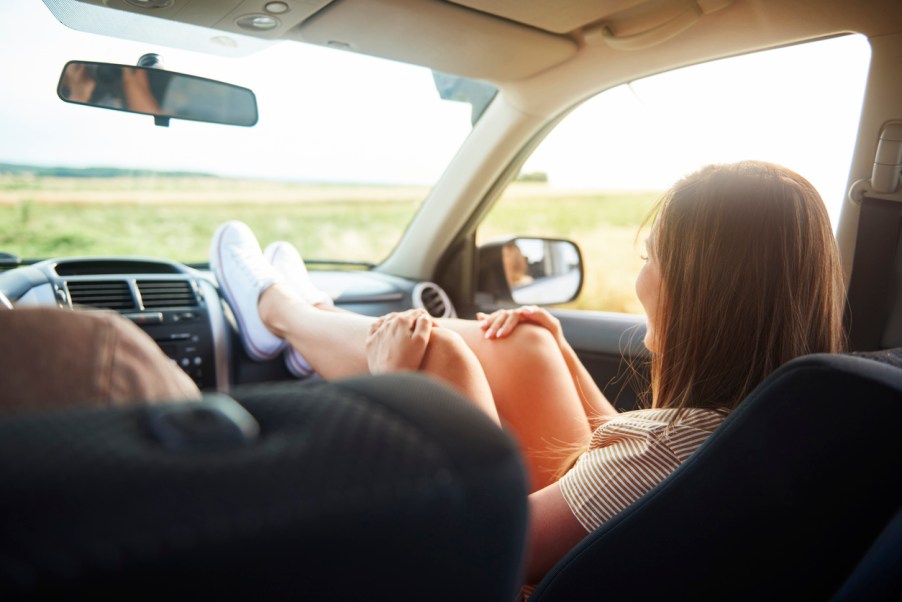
[479,35,870,313]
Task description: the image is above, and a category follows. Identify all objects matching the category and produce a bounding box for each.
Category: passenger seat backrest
[532,351,902,601]
[0,374,528,601]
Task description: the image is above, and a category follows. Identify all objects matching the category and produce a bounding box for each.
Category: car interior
[1,0,901,599]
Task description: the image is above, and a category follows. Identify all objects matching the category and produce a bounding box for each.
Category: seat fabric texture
[0,373,528,601]
[832,503,902,601]
[531,351,902,601]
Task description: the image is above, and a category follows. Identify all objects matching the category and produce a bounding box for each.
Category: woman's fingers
[370,311,403,334]
[519,306,564,341]
[481,311,504,338]
[495,311,521,338]
[369,317,384,334]
[480,308,520,339]
[399,309,432,333]
[476,306,563,340]
[366,310,434,374]
[412,311,433,342]
[372,309,433,338]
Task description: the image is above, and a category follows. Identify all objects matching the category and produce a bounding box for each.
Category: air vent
[67,280,136,310]
[412,282,455,318]
[137,280,199,309]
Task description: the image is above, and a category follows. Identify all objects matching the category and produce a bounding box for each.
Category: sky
[0,2,872,226]
[523,35,871,225]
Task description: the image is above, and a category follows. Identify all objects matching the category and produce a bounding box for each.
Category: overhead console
[44,0,335,54]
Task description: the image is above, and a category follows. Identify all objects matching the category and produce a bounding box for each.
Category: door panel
[553,309,649,412]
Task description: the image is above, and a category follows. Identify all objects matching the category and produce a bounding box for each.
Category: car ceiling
[57,0,902,85]
[47,0,902,134]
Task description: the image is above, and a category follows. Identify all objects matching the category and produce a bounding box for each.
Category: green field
[1,198,422,265]
[0,175,660,313]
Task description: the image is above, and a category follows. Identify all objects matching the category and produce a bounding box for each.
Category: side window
[478,35,870,313]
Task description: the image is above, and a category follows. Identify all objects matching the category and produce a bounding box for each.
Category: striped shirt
[559,407,726,532]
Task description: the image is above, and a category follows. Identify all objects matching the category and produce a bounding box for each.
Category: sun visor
[287,0,578,82]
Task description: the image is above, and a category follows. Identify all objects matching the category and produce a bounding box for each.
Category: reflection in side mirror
[477,237,583,306]
[57,61,258,127]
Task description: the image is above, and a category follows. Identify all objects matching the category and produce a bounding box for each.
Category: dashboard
[0,257,456,391]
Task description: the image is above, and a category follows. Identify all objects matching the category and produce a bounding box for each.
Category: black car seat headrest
[0,373,528,601]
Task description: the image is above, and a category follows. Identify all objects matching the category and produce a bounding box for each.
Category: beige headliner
[69,0,902,127]
[79,1,902,87]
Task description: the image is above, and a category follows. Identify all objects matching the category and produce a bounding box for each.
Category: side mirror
[476,237,583,306]
[58,61,258,127]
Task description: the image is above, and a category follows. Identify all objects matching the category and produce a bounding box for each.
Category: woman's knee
[438,318,564,382]
[507,324,561,362]
[421,324,499,422]
[516,323,557,345]
[424,327,473,367]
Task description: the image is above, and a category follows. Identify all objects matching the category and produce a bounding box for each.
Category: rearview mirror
[58,61,258,127]
[477,237,583,306]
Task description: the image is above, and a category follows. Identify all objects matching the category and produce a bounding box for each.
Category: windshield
[0,2,490,266]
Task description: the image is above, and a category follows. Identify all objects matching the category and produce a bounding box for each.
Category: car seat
[531,350,902,601]
[0,373,528,601]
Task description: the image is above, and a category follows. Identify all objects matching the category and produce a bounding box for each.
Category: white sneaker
[263,241,330,378]
[263,241,334,307]
[210,221,287,361]
[283,345,314,379]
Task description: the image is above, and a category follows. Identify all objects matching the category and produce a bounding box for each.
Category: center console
[11,258,230,392]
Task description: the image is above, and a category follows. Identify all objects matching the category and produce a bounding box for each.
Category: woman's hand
[366,309,437,374]
[476,306,564,344]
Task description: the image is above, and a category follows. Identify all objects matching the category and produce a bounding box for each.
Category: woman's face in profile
[635,241,662,352]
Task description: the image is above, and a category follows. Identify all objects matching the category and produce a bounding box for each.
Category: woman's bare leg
[213,218,591,490]
[259,284,591,489]
[259,284,371,377]
[259,284,498,418]
[417,327,500,424]
[443,319,593,489]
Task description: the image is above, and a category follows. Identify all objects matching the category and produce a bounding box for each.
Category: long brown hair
[646,161,846,413]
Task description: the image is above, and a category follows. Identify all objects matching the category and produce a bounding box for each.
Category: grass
[0,176,660,313]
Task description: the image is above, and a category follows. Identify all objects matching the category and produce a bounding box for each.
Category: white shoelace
[227,245,280,292]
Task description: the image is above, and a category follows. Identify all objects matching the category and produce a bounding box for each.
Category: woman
[210,160,846,583]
